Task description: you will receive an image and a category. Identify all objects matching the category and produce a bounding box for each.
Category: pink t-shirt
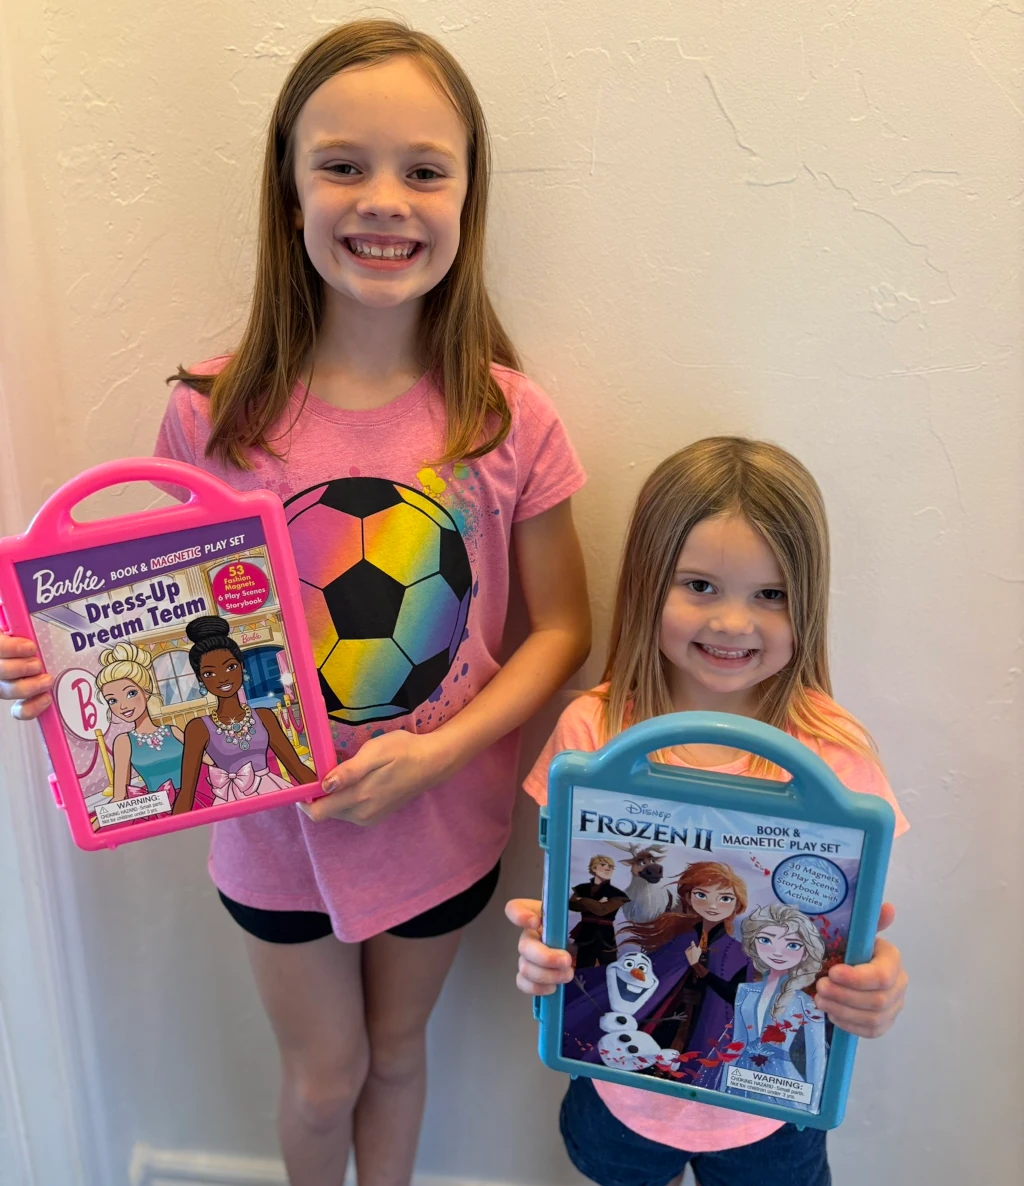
[155,359,585,941]
[524,687,909,1154]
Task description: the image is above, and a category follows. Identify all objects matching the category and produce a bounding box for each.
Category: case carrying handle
[29,458,235,541]
[590,712,845,808]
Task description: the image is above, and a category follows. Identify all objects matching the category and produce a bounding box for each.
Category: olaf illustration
[597,951,681,1073]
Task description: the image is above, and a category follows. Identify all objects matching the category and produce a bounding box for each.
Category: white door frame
[0,439,109,1185]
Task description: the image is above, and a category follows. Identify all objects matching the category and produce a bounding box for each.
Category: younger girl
[1,20,589,1186]
[507,437,909,1186]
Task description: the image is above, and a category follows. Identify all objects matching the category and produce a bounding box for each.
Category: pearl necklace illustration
[210,705,257,750]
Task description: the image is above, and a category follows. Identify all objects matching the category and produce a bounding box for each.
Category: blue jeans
[560,1077,831,1186]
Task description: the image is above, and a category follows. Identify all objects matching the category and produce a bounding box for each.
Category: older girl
[1,20,589,1185]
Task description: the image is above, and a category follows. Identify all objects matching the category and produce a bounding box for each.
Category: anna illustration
[561,861,751,1072]
[626,862,751,1063]
[720,903,827,1113]
[96,643,183,815]
[172,616,314,814]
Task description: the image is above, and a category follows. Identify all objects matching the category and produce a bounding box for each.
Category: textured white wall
[1,2,1022,1184]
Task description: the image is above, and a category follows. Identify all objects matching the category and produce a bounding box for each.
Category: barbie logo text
[33,566,105,605]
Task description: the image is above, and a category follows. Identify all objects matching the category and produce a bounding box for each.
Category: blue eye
[756,936,771,946]
[786,942,803,951]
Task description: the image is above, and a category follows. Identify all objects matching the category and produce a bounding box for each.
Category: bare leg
[353,929,463,1186]
[243,931,367,1186]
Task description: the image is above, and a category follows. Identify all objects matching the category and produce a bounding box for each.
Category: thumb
[876,901,896,933]
[321,747,386,794]
[505,898,543,930]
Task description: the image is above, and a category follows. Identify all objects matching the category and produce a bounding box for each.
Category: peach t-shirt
[524,687,909,1153]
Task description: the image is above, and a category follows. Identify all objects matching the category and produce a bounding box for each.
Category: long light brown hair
[172,19,519,469]
[598,436,879,777]
[626,861,748,950]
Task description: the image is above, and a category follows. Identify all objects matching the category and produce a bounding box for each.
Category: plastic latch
[538,808,549,850]
[0,600,9,635]
[532,995,542,1022]
[48,773,64,809]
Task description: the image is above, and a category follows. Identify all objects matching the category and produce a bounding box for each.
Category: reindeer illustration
[609,842,677,924]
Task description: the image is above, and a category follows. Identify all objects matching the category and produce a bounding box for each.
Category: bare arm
[257,708,315,786]
[110,732,132,802]
[173,718,210,815]
[304,497,591,824]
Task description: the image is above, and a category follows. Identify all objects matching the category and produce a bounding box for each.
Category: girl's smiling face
[754,925,807,971]
[659,513,794,714]
[291,55,469,313]
[101,679,148,724]
[688,883,738,923]
[198,650,244,699]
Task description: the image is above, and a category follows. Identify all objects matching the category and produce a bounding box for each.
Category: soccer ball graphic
[285,477,473,725]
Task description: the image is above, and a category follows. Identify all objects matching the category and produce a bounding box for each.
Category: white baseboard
[129,1143,528,1186]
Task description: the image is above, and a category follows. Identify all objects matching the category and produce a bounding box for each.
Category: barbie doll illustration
[96,643,183,814]
[173,616,313,813]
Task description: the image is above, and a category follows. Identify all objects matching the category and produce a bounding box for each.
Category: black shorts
[218,860,501,944]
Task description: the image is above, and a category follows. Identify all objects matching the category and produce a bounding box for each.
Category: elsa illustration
[720,903,828,1113]
[95,643,183,814]
[173,616,314,814]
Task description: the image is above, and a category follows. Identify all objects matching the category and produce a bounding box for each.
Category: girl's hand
[300,729,451,826]
[0,636,53,720]
[505,898,574,996]
[814,902,907,1038]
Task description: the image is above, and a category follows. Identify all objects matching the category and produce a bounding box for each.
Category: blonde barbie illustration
[721,903,828,1112]
[173,616,313,813]
[96,643,183,814]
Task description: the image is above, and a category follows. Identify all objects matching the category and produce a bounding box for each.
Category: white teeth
[701,645,753,659]
[348,239,415,259]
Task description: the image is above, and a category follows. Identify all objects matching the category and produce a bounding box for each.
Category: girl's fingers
[0,673,53,703]
[517,955,573,988]
[518,933,572,970]
[0,656,45,682]
[505,898,542,929]
[0,637,39,661]
[9,690,53,720]
[819,998,903,1038]
[517,972,558,996]
[816,967,908,1013]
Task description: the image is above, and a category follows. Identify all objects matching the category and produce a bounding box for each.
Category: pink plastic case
[0,458,335,850]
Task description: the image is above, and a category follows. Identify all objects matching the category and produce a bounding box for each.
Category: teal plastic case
[536,712,894,1130]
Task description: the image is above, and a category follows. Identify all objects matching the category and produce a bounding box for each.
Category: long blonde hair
[172,18,519,469]
[95,643,159,704]
[599,436,878,777]
[741,903,825,1020]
